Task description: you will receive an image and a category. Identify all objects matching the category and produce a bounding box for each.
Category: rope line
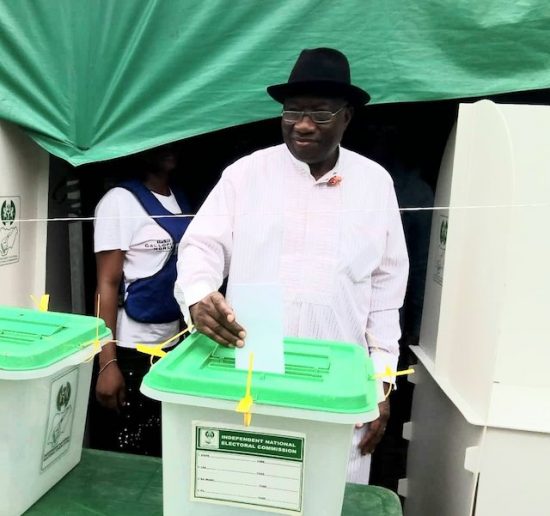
[10,201,550,224]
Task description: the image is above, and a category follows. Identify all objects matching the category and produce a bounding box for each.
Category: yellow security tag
[236,352,255,427]
[394,367,415,377]
[135,325,193,366]
[371,366,415,381]
[136,343,167,359]
[31,294,50,312]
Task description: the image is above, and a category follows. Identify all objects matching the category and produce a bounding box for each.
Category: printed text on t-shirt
[141,239,173,251]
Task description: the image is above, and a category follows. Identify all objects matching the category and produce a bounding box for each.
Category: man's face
[281,95,352,169]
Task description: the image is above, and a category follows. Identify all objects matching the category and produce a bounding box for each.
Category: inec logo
[48,381,73,447]
[199,428,220,449]
[433,214,448,286]
[56,382,72,411]
[1,200,16,227]
[439,217,448,249]
[0,197,19,263]
[43,369,78,470]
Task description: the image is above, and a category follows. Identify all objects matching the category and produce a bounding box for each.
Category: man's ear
[344,105,354,126]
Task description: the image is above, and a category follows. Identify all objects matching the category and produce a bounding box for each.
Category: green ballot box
[0,305,110,516]
[141,332,379,516]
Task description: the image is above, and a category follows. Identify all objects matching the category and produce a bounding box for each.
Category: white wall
[0,120,49,307]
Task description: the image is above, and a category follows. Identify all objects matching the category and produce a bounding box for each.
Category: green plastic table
[25,449,402,515]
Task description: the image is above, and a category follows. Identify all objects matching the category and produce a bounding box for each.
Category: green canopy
[1,0,549,165]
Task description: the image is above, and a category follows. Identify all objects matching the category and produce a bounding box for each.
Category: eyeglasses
[281,106,346,124]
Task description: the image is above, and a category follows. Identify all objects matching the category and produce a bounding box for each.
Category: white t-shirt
[94,186,182,347]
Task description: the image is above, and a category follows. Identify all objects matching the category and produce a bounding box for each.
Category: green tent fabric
[1,0,550,165]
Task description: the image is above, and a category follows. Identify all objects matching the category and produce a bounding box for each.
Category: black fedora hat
[267,48,370,107]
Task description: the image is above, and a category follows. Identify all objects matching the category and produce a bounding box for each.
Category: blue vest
[118,180,191,324]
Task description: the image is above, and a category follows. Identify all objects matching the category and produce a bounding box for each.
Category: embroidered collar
[286,145,343,185]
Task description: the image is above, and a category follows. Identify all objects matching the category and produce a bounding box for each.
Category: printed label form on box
[192,422,305,514]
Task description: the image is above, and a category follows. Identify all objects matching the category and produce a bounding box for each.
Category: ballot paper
[231,283,285,374]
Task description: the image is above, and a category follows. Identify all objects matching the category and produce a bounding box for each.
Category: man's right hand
[190,292,246,347]
[96,362,126,412]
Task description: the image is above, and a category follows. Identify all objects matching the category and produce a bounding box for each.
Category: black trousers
[87,347,162,457]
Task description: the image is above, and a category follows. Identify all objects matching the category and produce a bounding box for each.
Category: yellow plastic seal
[236,351,255,427]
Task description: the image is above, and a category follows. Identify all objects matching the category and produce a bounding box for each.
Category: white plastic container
[0,306,110,516]
[141,333,379,516]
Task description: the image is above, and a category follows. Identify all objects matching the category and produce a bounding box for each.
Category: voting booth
[400,101,550,516]
[141,333,380,516]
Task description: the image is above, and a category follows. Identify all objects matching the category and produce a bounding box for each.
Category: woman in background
[89,144,190,456]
